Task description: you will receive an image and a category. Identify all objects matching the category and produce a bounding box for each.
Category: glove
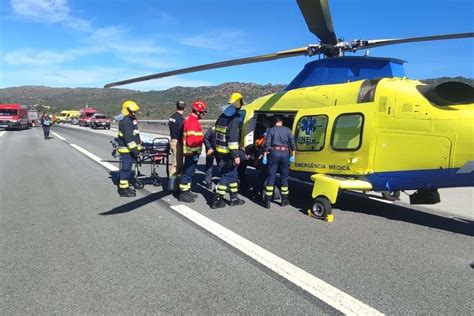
[131,148,140,159]
[289,156,295,163]
[262,156,267,165]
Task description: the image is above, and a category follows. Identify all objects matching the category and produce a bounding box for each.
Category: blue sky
[1,0,473,91]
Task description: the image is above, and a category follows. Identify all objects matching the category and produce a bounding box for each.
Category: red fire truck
[0,104,29,130]
[78,107,97,127]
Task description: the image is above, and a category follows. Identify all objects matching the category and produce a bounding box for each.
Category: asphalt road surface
[1,126,473,315]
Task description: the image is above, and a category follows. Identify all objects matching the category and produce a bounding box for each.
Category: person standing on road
[203,126,217,190]
[168,101,186,176]
[41,113,52,139]
[116,100,142,198]
[211,92,246,209]
[178,100,207,203]
[262,116,296,209]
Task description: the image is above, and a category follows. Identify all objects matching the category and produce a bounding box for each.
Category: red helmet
[192,100,207,113]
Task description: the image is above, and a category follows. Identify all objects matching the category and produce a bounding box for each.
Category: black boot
[118,187,136,197]
[178,190,195,203]
[229,193,245,206]
[281,195,289,207]
[264,195,272,209]
[211,194,226,209]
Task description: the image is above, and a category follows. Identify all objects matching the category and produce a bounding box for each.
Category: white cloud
[0,66,215,91]
[118,55,178,69]
[89,26,166,55]
[8,1,175,70]
[179,30,247,51]
[1,66,124,87]
[3,49,76,65]
[12,0,69,22]
[11,0,90,31]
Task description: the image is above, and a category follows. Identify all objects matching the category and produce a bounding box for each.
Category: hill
[0,78,472,119]
[0,82,285,119]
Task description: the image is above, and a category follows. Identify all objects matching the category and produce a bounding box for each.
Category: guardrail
[112,119,216,135]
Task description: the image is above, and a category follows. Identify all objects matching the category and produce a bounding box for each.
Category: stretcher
[111,137,170,189]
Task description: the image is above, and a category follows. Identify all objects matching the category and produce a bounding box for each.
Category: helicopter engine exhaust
[417,81,474,106]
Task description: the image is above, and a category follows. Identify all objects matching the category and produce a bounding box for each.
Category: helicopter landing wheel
[381,190,400,201]
[309,196,332,220]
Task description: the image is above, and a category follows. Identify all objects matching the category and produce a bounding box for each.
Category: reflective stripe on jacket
[215,112,240,158]
[183,114,203,155]
[117,115,141,153]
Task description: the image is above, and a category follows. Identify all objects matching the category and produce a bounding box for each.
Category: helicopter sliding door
[292,107,372,176]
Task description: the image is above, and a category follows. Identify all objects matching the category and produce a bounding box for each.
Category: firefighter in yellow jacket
[211,92,246,209]
[116,100,142,197]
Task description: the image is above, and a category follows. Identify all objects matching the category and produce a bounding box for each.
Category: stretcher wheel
[134,181,145,189]
[152,178,161,187]
[381,190,400,201]
[310,196,332,219]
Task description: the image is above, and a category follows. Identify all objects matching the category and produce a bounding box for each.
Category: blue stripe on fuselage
[366,168,474,191]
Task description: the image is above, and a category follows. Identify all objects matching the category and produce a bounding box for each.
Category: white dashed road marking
[52,131,118,172]
[53,129,383,315]
[0,131,5,137]
[70,143,119,171]
[51,131,66,140]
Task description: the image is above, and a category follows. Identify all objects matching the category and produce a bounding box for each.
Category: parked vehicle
[66,111,80,124]
[90,113,111,129]
[26,106,39,127]
[56,110,71,123]
[0,104,29,130]
[78,107,97,127]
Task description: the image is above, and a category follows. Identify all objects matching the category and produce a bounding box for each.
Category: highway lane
[0,128,336,315]
[1,126,474,314]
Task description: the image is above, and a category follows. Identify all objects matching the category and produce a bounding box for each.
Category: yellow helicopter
[105,0,474,220]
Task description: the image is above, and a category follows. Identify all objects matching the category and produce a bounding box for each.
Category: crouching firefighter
[178,100,207,203]
[211,92,246,209]
[116,100,142,197]
[262,115,296,208]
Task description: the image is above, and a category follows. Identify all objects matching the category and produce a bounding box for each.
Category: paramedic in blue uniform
[211,92,246,209]
[262,116,296,208]
[116,100,142,197]
[203,126,216,190]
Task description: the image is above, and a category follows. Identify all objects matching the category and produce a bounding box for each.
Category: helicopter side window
[295,115,328,152]
[331,113,364,151]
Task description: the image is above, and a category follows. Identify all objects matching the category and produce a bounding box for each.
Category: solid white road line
[171,204,383,316]
[0,131,5,137]
[70,144,119,172]
[54,128,382,314]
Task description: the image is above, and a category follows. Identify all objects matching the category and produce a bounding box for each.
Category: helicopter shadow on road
[334,193,474,237]
[280,176,474,236]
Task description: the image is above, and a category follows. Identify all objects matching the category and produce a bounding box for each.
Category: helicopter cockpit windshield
[285,56,405,91]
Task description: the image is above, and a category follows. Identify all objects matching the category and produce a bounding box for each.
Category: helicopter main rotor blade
[297,0,337,45]
[356,32,474,50]
[104,47,308,88]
